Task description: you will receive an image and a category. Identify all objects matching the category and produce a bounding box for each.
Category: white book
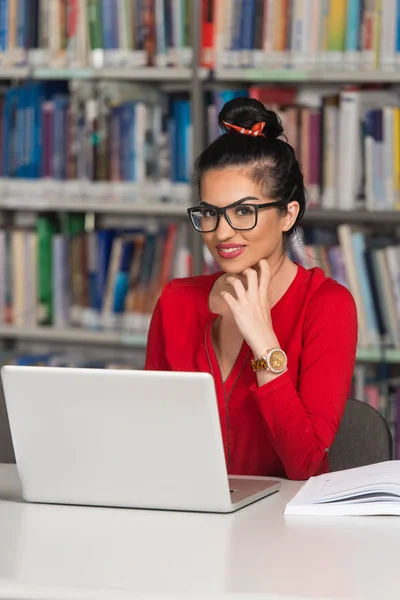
[285,461,400,516]
[155,0,167,67]
[383,106,395,210]
[291,0,306,67]
[11,230,26,327]
[380,0,397,71]
[216,0,232,69]
[384,246,400,340]
[24,232,38,327]
[337,224,368,347]
[321,101,338,210]
[135,102,147,183]
[52,234,69,329]
[171,0,183,66]
[337,89,398,210]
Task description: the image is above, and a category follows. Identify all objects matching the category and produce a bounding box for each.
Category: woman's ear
[281,201,300,232]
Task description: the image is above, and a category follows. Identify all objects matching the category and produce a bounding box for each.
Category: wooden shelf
[213,68,400,83]
[0,199,189,217]
[356,347,400,363]
[302,209,400,225]
[0,326,148,348]
[2,199,400,225]
[33,66,195,81]
[0,67,30,79]
[1,325,400,363]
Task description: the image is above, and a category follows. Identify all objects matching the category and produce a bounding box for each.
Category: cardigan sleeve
[251,284,358,480]
[145,285,171,371]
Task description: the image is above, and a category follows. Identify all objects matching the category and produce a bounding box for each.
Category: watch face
[268,349,287,373]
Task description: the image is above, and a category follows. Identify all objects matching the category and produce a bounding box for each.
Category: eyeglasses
[187,198,285,233]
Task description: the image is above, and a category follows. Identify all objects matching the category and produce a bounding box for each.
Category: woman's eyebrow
[200,196,260,207]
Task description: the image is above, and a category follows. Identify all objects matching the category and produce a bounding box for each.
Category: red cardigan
[145,265,358,480]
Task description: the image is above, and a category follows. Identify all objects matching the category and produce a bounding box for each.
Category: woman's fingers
[224,275,247,302]
[242,267,258,300]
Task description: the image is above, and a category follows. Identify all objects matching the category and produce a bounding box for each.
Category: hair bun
[218,97,284,141]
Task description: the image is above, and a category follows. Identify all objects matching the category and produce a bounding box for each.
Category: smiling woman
[145,97,358,481]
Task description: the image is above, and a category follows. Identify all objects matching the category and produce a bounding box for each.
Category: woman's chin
[217,258,253,274]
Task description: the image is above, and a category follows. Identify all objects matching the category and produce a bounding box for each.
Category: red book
[201,0,214,68]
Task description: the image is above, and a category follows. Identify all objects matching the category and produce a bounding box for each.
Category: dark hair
[193,97,306,241]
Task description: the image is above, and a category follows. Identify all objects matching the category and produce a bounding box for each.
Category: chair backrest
[329,398,393,472]
[0,381,15,463]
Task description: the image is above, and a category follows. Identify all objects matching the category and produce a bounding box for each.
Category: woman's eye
[202,209,216,218]
[236,207,252,216]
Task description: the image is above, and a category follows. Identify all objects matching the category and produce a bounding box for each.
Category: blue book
[101,0,115,49]
[29,82,68,178]
[231,0,243,51]
[14,86,25,178]
[87,233,98,310]
[112,239,134,313]
[351,231,380,346]
[53,95,69,180]
[119,102,136,181]
[396,0,400,55]
[240,0,256,60]
[345,0,361,52]
[135,0,145,50]
[168,107,178,181]
[172,99,190,182]
[138,232,157,289]
[179,100,190,182]
[16,354,52,366]
[2,87,20,176]
[110,0,119,48]
[0,0,8,52]
[96,229,116,312]
[16,0,28,49]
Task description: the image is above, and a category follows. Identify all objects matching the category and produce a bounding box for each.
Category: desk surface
[0,464,399,600]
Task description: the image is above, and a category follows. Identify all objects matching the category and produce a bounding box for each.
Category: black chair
[329,398,393,472]
[0,381,15,463]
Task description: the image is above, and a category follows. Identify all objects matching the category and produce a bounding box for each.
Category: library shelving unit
[0,324,147,348]
[212,68,400,84]
[2,2,400,366]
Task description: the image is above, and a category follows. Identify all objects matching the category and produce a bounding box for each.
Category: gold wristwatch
[251,347,287,374]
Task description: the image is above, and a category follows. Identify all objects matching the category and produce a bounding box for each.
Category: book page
[289,461,400,506]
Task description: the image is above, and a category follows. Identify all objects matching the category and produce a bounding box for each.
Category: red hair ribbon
[222,120,266,137]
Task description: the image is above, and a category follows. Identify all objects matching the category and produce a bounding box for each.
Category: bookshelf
[0,322,398,365]
[212,69,400,84]
[0,325,147,348]
[1,197,400,225]
[0,198,189,217]
[0,0,400,369]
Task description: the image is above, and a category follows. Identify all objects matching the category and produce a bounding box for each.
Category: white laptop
[1,366,280,513]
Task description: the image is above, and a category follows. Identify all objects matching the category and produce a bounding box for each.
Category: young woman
[145,97,358,480]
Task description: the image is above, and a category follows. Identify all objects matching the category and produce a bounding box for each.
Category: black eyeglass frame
[186,197,287,233]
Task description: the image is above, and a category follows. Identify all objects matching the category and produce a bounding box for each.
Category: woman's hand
[220,259,279,357]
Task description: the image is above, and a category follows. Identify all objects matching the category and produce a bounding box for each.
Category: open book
[285,461,400,516]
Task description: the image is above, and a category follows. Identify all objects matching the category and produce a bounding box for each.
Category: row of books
[5,1,400,74]
[0,347,145,370]
[290,226,400,351]
[203,0,400,72]
[207,85,400,212]
[4,81,400,212]
[0,81,191,183]
[0,0,192,69]
[0,215,190,332]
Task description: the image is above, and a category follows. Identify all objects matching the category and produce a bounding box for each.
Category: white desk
[0,464,398,600]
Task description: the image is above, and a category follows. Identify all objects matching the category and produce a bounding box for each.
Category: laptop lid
[1,366,232,512]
